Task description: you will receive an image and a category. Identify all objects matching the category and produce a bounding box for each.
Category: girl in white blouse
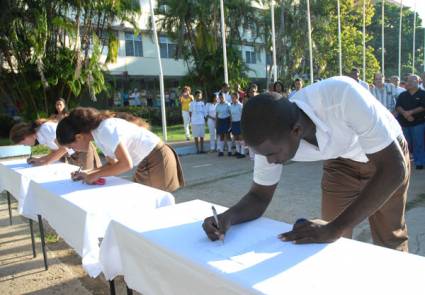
[56,108,184,192]
[205,95,217,152]
[9,119,100,169]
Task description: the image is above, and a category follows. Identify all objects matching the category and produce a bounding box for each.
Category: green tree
[0,0,139,119]
[262,0,380,86]
[156,0,265,95]
[368,1,424,79]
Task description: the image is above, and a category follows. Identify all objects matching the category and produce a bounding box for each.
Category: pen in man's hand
[212,205,224,243]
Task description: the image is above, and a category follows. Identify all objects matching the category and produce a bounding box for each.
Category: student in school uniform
[50,98,68,121]
[205,95,218,152]
[56,107,184,192]
[215,93,232,157]
[179,86,194,141]
[229,93,246,158]
[9,119,101,170]
[190,90,207,154]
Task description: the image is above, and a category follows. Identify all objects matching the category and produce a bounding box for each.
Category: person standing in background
[273,81,287,97]
[49,97,101,169]
[288,78,304,99]
[179,86,194,141]
[189,90,207,154]
[215,93,231,157]
[229,93,245,158]
[390,76,406,96]
[349,67,369,90]
[50,98,68,121]
[370,73,398,115]
[419,72,425,90]
[205,95,218,152]
[396,74,425,170]
[216,83,232,103]
[237,84,246,104]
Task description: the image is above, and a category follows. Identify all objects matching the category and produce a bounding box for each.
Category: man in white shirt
[390,75,406,96]
[288,78,303,98]
[349,67,369,90]
[370,73,398,114]
[202,76,410,252]
[215,83,232,103]
[419,72,425,90]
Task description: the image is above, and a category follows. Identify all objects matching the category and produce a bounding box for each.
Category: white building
[100,0,269,106]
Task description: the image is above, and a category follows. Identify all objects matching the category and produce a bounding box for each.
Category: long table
[0,159,74,218]
[0,159,175,277]
[100,199,425,295]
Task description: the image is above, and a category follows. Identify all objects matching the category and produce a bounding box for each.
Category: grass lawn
[152,124,210,142]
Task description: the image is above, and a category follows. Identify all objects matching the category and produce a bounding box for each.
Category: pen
[212,206,224,243]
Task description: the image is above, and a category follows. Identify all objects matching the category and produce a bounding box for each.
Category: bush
[0,114,16,138]
[110,106,183,126]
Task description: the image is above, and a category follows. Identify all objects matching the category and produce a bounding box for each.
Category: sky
[390,0,425,26]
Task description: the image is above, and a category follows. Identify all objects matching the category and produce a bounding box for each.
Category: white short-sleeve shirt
[216,102,231,119]
[92,118,160,167]
[253,76,403,186]
[229,101,243,122]
[36,121,73,155]
[205,103,217,119]
[215,91,232,103]
[189,101,206,125]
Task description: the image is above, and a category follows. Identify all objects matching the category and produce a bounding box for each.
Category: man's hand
[402,110,414,122]
[278,219,344,244]
[202,214,231,241]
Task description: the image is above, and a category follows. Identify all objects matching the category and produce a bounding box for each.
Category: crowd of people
[178,81,301,158]
[179,71,425,170]
[349,69,425,170]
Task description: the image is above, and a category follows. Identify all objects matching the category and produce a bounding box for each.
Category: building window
[245,50,256,64]
[159,36,177,59]
[266,53,272,65]
[125,32,143,57]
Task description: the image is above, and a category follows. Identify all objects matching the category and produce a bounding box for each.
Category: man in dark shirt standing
[396,74,425,169]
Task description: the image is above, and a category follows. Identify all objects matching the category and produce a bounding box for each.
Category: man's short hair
[241,92,300,146]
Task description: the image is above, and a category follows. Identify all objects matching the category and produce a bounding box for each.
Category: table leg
[126,285,133,295]
[37,215,48,270]
[29,219,36,258]
[109,280,116,295]
[6,191,12,225]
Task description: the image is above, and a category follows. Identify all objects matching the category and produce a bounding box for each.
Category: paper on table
[204,218,292,260]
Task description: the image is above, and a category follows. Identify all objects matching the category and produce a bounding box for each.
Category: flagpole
[147,0,167,141]
[220,0,229,84]
[271,0,278,82]
[306,0,314,83]
[337,0,342,76]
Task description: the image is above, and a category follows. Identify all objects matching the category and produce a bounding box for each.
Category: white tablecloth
[0,159,175,277]
[99,200,425,295]
[0,159,76,218]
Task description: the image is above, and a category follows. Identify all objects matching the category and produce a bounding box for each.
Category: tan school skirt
[66,142,102,170]
[133,142,185,192]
